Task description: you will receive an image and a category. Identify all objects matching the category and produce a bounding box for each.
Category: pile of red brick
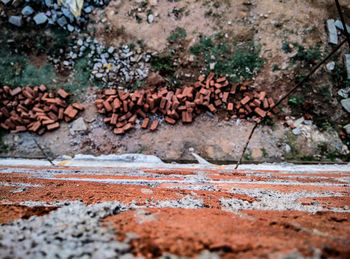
[0,86,84,135]
[95,73,279,135]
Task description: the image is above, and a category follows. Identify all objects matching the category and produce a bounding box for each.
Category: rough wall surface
[0,158,349,258]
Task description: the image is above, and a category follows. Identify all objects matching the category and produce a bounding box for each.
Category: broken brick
[114,128,124,135]
[142,118,150,129]
[227,103,234,111]
[10,87,22,96]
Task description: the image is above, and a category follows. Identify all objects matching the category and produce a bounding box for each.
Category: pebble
[326,61,335,71]
[33,13,48,25]
[9,16,22,27]
[21,6,34,16]
[285,144,291,153]
[147,14,154,23]
[292,128,301,136]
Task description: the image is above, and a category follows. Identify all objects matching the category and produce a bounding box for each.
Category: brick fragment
[268,97,275,108]
[216,77,226,83]
[150,120,159,131]
[198,75,205,82]
[208,104,217,113]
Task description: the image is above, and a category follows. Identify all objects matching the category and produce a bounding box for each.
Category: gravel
[0,201,136,258]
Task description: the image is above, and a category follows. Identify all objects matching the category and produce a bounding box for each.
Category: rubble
[0,86,84,135]
[341,98,350,113]
[1,0,111,31]
[47,37,152,87]
[95,73,278,135]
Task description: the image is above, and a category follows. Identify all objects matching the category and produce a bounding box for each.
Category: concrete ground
[0,156,349,258]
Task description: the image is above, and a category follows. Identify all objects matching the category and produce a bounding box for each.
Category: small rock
[107,46,115,54]
[9,16,22,27]
[57,16,68,27]
[33,13,48,25]
[327,19,338,45]
[285,144,291,153]
[84,6,93,14]
[95,73,104,79]
[69,117,87,135]
[341,98,350,113]
[67,24,74,32]
[345,54,350,80]
[210,62,216,70]
[338,88,350,98]
[344,124,350,135]
[147,14,154,23]
[292,128,301,136]
[326,61,335,71]
[45,0,54,7]
[21,6,34,16]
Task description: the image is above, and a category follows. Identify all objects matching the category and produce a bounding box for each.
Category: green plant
[272,64,280,71]
[282,41,292,53]
[291,43,322,66]
[150,53,175,76]
[190,36,264,81]
[261,148,268,158]
[167,27,187,43]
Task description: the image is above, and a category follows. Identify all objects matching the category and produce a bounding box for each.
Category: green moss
[167,27,187,43]
[190,36,264,82]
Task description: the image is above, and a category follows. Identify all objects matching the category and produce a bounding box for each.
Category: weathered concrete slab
[327,19,338,45]
[0,160,349,258]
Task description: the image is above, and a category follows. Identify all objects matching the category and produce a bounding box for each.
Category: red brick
[114,128,124,135]
[113,98,122,110]
[15,125,26,132]
[222,92,229,103]
[240,86,247,91]
[142,118,150,129]
[10,87,22,96]
[39,84,47,92]
[160,97,167,109]
[43,119,56,125]
[198,75,205,82]
[120,92,130,101]
[123,101,128,112]
[104,117,111,124]
[165,116,176,125]
[103,100,113,112]
[46,122,60,131]
[214,99,222,107]
[47,112,58,121]
[241,96,251,105]
[128,114,137,124]
[110,114,118,125]
[208,104,217,113]
[255,107,267,117]
[244,104,252,114]
[116,121,127,128]
[0,123,9,130]
[253,99,261,107]
[227,103,234,111]
[259,91,266,101]
[64,106,78,119]
[268,97,275,108]
[72,103,84,111]
[150,120,159,131]
[58,108,64,120]
[57,89,69,99]
[123,123,133,132]
[263,98,269,109]
[216,77,226,83]
[22,90,33,99]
